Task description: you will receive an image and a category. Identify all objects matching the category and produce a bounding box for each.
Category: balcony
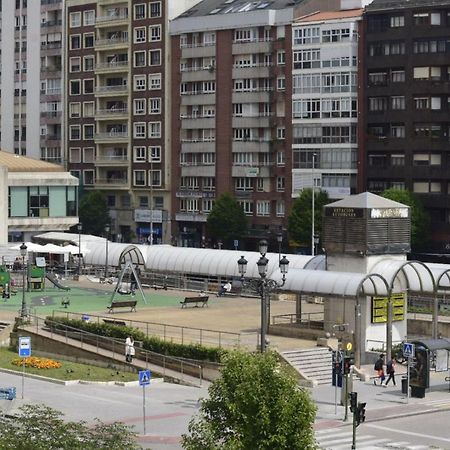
[96,14,128,27]
[181,44,216,59]
[180,116,215,129]
[41,19,62,28]
[180,165,215,177]
[181,68,216,83]
[95,177,128,188]
[95,85,128,96]
[232,65,270,79]
[232,165,270,178]
[232,115,271,128]
[180,92,216,106]
[95,61,129,73]
[232,39,272,55]
[181,139,215,153]
[41,42,62,50]
[95,36,129,49]
[96,107,128,119]
[41,65,61,74]
[232,140,270,153]
[232,89,272,103]
[95,153,129,166]
[95,131,128,143]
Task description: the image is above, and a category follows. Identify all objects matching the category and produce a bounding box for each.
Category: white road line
[365,423,450,443]
[328,439,391,449]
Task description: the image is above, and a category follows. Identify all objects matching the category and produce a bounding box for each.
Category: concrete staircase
[0,321,13,346]
[281,347,333,386]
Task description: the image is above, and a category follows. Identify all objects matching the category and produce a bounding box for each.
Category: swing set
[109,261,147,305]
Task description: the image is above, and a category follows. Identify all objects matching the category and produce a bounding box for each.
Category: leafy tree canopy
[287,188,330,248]
[0,404,139,450]
[381,188,430,250]
[207,193,247,249]
[78,191,110,236]
[182,351,317,450]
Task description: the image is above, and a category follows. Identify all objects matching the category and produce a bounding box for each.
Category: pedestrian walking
[373,354,385,385]
[125,335,135,363]
[385,358,396,386]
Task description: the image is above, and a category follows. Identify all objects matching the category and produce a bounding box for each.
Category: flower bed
[12,356,62,369]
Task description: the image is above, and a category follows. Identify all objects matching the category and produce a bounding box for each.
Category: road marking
[365,423,450,443]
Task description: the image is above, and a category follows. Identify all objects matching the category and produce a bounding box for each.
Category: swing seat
[118,289,131,295]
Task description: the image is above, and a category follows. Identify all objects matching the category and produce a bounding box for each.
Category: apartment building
[170,0,298,248]
[0,0,63,163]
[65,0,199,244]
[361,0,450,251]
[291,7,362,200]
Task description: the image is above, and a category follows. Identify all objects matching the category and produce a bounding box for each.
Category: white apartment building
[291,8,362,199]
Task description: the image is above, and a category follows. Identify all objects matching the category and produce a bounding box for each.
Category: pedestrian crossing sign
[139,370,151,386]
[403,342,415,358]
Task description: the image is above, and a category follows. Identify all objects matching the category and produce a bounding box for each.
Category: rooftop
[0,151,63,173]
[366,0,450,12]
[295,8,363,22]
[177,0,302,19]
[325,192,409,210]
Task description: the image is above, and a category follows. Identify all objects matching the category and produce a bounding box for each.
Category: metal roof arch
[356,273,391,298]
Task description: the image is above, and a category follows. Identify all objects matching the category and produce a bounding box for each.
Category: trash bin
[411,386,425,398]
[401,377,408,394]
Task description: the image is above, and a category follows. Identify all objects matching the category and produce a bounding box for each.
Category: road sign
[403,342,415,358]
[18,337,31,357]
[139,370,151,386]
[234,239,239,249]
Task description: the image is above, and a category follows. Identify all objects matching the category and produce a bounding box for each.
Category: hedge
[45,316,225,363]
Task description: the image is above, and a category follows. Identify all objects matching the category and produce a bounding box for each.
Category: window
[203,199,214,213]
[83,124,94,140]
[390,15,404,27]
[256,200,270,217]
[293,27,320,45]
[70,80,80,95]
[149,73,161,90]
[368,72,387,86]
[414,97,429,109]
[277,51,285,65]
[70,35,81,50]
[83,79,94,94]
[277,151,285,166]
[277,76,285,91]
[149,98,161,114]
[134,4,146,20]
[391,96,405,110]
[235,178,253,191]
[134,170,146,186]
[149,170,161,187]
[414,13,429,25]
[70,125,81,140]
[238,200,253,215]
[277,127,285,140]
[134,51,146,67]
[69,103,81,118]
[83,170,94,185]
[70,57,81,72]
[203,177,215,191]
[149,2,161,18]
[69,12,81,28]
[149,122,161,138]
[413,181,441,193]
[414,66,441,80]
[293,49,320,69]
[134,146,146,162]
[82,33,93,49]
[369,97,388,112]
[149,50,161,66]
[134,27,146,43]
[413,153,441,166]
[391,70,405,82]
[83,56,94,71]
[139,196,148,207]
[83,10,95,26]
[134,98,146,115]
[276,177,285,192]
[134,75,146,91]
[83,147,94,163]
[276,200,285,217]
[134,122,146,138]
[149,25,161,42]
[69,147,81,163]
[391,124,405,138]
[83,102,95,117]
[149,146,161,162]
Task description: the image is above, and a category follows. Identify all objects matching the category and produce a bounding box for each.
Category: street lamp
[276,230,283,263]
[77,223,82,276]
[19,242,27,318]
[237,240,289,352]
[104,224,110,279]
[311,152,317,256]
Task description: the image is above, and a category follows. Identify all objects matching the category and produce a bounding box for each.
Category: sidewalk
[312,363,450,429]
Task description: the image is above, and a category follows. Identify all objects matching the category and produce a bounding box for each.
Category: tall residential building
[291,7,361,201]
[170,0,298,248]
[362,0,450,252]
[0,0,63,163]
[65,0,199,244]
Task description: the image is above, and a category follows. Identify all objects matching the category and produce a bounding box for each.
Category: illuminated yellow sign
[371,293,405,324]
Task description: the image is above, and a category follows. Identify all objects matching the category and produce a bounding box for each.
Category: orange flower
[12,356,62,369]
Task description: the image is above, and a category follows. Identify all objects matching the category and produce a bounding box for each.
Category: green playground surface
[0,286,183,316]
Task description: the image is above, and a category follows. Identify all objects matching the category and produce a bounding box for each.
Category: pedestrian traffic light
[343,356,352,374]
[349,391,357,413]
[356,402,366,426]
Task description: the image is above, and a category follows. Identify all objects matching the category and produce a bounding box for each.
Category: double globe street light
[237,240,289,353]
[19,242,27,319]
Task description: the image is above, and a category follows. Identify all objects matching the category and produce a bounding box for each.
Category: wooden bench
[61,298,70,308]
[180,296,209,308]
[107,300,137,313]
[103,318,127,326]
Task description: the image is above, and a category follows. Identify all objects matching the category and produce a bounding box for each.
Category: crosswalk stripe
[327,439,391,449]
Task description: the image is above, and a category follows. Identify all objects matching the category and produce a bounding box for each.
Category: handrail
[29,315,203,386]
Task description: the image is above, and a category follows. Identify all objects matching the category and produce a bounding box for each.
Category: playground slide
[46,273,70,291]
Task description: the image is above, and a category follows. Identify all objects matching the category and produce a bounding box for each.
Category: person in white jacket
[125,336,135,362]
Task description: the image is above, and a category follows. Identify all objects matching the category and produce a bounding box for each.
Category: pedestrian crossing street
[315,427,445,450]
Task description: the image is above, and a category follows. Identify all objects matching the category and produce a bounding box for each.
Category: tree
[207,193,247,249]
[381,188,431,250]
[182,351,317,450]
[0,404,139,450]
[287,188,330,249]
[78,191,110,236]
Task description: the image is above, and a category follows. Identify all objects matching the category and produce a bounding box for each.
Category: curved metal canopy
[83,242,145,268]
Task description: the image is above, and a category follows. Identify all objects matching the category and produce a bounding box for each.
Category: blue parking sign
[139,370,151,386]
[18,337,31,357]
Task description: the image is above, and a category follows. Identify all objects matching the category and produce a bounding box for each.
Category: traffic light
[349,391,357,413]
[343,356,352,374]
[356,402,366,426]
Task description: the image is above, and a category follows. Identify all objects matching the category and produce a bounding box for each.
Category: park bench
[61,298,70,308]
[103,318,127,326]
[180,296,209,308]
[107,300,137,313]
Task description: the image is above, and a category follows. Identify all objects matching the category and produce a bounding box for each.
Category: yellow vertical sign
[371,293,405,323]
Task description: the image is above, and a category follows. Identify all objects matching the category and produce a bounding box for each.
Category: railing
[97,107,128,115]
[95,132,128,139]
[95,61,129,70]
[41,42,62,50]
[41,20,62,27]
[41,111,62,118]
[95,85,127,93]
[56,310,256,349]
[31,315,203,386]
[272,312,325,329]
[180,42,216,49]
[95,37,128,47]
[96,154,128,162]
[96,14,128,24]
[95,177,128,185]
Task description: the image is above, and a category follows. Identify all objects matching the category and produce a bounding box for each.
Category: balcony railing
[96,14,128,24]
[97,154,128,162]
[181,138,215,143]
[96,107,128,116]
[41,88,61,96]
[41,42,62,50]
[41,111,62,118]
[180,42,216,49]
[95,132,128,139]
[95,61,129,70]
[180,114,215,119]
[96,177,128,185]
[95,85,128,93]
[41,20,62,27]
[95,37,128,47]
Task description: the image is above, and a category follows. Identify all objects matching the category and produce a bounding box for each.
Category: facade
[361,0,450,251]
[64,0,199,244]
[0,0,63,163]
[291,8,362,201]
[0,151,79,245]
[170,0,296,248]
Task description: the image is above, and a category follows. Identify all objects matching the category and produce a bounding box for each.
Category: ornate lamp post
[77,223,82,276]
[19,243,27,318]
[104,224,110,279]
[237,240,289,352]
